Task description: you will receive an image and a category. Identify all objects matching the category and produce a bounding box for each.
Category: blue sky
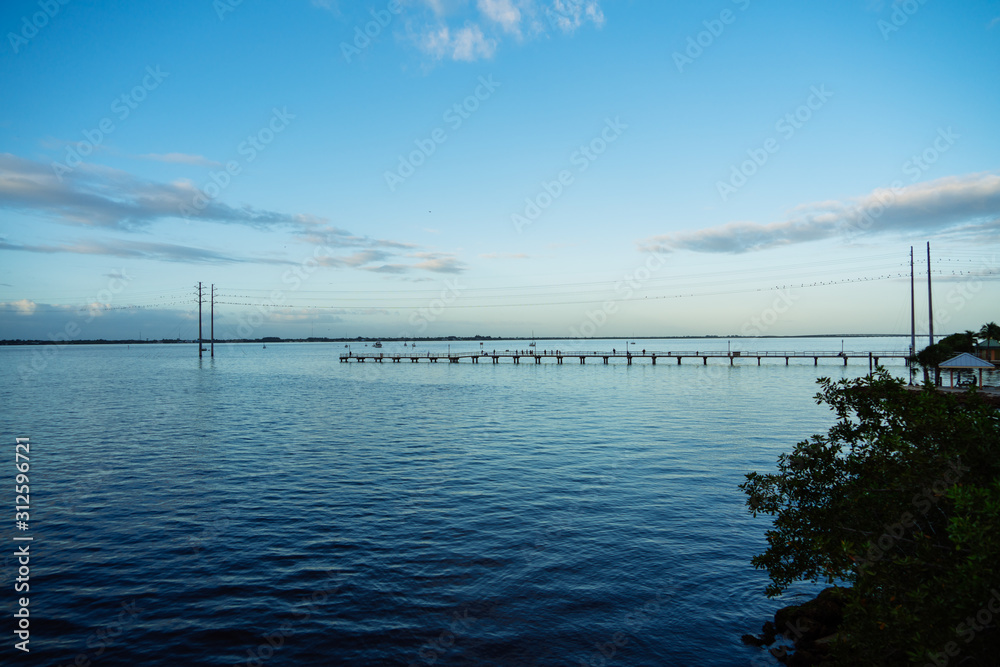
[1,0,998,340]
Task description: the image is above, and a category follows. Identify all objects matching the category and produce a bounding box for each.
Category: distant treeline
[1,333,914,345]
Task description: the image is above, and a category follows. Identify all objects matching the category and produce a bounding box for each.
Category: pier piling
[339,349,909,367]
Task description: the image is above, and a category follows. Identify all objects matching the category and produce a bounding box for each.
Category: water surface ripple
[0,339,909,665]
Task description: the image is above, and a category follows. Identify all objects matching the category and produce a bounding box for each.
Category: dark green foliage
[913,321,999,383]
[978,322,1000,347]
[741,370,1000,665]
[914,333,976,384]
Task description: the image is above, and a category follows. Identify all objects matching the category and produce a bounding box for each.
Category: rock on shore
[741,587,846,666]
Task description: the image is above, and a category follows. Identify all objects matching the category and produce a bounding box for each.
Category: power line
[49,249,1000,314]
[216,270,979,310]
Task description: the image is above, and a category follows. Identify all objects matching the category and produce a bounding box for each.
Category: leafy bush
[741,370,1000,665]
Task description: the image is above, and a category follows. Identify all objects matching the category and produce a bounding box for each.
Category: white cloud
[7,299,37,315]
[0,153,307,230]
[420,0,460,16]
[0,238,296,265]
[138,153,222,167]
[640,172,1000,254]
[0,154,468,274]
[478,0,522,35]
[424,24,497,61]
[408,251,467,273]
[413,0,603,62]
[548,0,604,33]
[452,24,497,60]
[480,252,528,259]
[311,0,340,15]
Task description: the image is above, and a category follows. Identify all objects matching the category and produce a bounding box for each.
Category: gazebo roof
[940,352,996,369]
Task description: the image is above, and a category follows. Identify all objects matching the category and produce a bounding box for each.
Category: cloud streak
[137,152,222,167]
[0,238,294,265]
[294,226,468,273]
[357,251,466,274]
[4,299,37,315]
[0,153,310,231]
[409,251,466,273]
[0,153,468,274]
[298,225,418,251]
[640,172,1000,254]
[480,252,528,259]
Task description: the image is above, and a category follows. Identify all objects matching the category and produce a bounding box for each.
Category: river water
[0,337,912,665]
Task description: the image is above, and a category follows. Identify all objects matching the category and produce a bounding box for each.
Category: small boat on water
[373,341,383,348]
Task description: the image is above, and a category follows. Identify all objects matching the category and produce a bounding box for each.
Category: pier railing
[338,349,912,366]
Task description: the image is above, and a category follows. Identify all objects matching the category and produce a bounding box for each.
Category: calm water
[1,338,910,666]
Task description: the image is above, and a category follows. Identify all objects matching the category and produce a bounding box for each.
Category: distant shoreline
[0,334,917,346]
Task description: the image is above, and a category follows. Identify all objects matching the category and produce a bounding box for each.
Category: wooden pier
[339,350,909,367]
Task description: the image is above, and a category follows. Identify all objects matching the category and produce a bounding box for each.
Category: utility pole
[910,246,916,383]
[210,283,215,358]
[926,242,934,347]
[198,281,204,358]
